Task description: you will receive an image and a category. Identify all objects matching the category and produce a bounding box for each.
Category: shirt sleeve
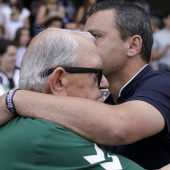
[127,73,170,135]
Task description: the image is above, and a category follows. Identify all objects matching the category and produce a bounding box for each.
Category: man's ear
[49,67,68,95]
[127,35,142,57]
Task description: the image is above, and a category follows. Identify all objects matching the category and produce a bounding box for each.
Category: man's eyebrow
[87,29,105,34]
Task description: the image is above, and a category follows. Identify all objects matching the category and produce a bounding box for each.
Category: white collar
[119,64,148,97]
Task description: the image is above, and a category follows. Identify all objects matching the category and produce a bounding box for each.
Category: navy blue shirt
[104,65,170,169]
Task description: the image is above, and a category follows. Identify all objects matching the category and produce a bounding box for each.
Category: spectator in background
[5,8,24,40]
[75,0,97,30]
[58,0,76,22]
[152,10,170,71]
[150,15,161,70]
[0,0,7,26]
[29,0,43,37]
[14,27,30,68]
[1,0,30,29]
[150,15,161,33]
[30,0,43,18]
[36,0,65,26]
[64,21,77,30]
[45,16,63,28]
[0,39,19,95]
[33,0,65,36]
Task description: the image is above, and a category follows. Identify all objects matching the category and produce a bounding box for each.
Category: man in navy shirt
[103,65,170,169]
[0,1,170,169]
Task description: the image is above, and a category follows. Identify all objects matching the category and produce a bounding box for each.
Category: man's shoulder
[0,117,144,170]
[0,116,92,147]
[0,117,56,141]
[141,70,170,88]
[0,116,71,135]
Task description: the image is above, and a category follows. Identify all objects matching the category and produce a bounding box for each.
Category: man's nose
[99,75,109,89]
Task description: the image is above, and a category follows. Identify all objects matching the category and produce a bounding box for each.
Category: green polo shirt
[0,117,145,170]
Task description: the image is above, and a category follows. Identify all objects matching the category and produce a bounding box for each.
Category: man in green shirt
[0,28,144,170]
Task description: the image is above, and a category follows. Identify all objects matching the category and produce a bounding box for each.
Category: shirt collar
[119,64,148,97]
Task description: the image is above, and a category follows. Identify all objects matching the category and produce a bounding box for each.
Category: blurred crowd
[0,0,170,96]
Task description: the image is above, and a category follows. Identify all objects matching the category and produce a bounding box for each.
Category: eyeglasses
[40,66,103,86]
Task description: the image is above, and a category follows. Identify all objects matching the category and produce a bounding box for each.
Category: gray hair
[19,28,95,92]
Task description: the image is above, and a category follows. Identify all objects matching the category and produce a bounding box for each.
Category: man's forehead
[84,10,115,32]
[84,19,106,34]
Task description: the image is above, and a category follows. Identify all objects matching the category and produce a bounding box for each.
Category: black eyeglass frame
[40,66,103,86]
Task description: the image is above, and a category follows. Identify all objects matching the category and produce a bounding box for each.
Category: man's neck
[107,62,147,102]
[107,72,131,102]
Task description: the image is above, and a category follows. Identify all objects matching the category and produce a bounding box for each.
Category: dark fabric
[0,76,2,84]
[158,63,170,72]
[103,65,170,169]
[8,78,15,89]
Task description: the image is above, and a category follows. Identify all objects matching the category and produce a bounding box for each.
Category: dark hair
[45,16,63,28]
[0,39,16,55]
[88,0,153,63]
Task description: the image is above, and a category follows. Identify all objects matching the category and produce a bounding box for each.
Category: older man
[0,28,146,170]
[1,1,170,169]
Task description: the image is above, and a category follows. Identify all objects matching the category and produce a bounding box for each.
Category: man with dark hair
[0,39,19,95]
[0,1,170,169]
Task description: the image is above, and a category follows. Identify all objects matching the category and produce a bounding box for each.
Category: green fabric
[0,117,145,170]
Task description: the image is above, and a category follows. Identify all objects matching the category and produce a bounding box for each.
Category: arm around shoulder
[0,89,166,146]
